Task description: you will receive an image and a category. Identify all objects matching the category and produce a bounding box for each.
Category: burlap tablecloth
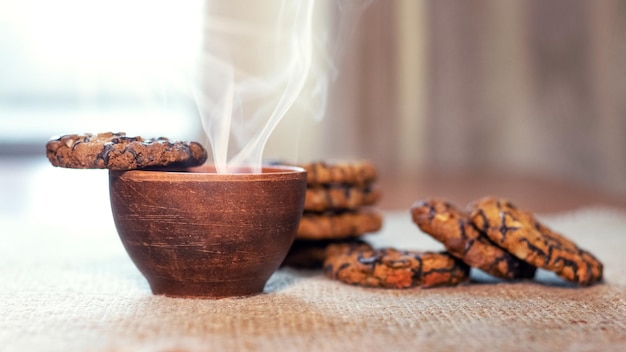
[1,208,625,351]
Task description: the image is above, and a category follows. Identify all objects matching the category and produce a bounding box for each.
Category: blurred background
[1,0,625,214]
[321,0,626,210]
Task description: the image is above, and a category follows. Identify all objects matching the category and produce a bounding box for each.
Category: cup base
[148,277,267,299]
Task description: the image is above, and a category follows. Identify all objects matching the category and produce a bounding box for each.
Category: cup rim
[109,164,306,182]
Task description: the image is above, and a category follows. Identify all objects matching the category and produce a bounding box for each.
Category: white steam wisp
[194,0,371,173]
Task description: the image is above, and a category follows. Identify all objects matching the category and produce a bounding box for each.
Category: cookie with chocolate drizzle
[297,208,383,240]
[46,132,207,170]
[469,196,603,285]
[411,199,536,280]
[304,184,382,212]
[323,244,470,289]
[300,161,377,187]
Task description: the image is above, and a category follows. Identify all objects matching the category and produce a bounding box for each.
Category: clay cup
[108,165,306,298]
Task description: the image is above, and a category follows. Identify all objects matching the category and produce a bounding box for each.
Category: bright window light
[0,0,205,143]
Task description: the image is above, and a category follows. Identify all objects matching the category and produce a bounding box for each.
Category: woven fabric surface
[1,208,625,352]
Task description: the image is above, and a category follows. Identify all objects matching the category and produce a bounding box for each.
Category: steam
[194,0,371,173]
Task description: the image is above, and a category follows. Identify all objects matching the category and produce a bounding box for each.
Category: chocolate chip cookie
[411,199,536,280]
[297,208,383,240]
[300,161,377,187]
[469,197,603,285]
[304,184,382,212]
[46,132,208,170]
[324,245,470,289]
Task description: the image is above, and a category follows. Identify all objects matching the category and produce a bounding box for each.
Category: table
[1,157,625,351]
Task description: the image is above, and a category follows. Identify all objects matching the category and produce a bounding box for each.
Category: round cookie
[297,209,383,240]
[304,184,382,212]
[46,132,208,170]
[300,161,377,186]
[469,197,603,286]
[323,246,470,289]
[411,199,536,280]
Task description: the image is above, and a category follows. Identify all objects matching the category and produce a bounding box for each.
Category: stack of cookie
[282,161,384,268]
[411,197,603,286]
